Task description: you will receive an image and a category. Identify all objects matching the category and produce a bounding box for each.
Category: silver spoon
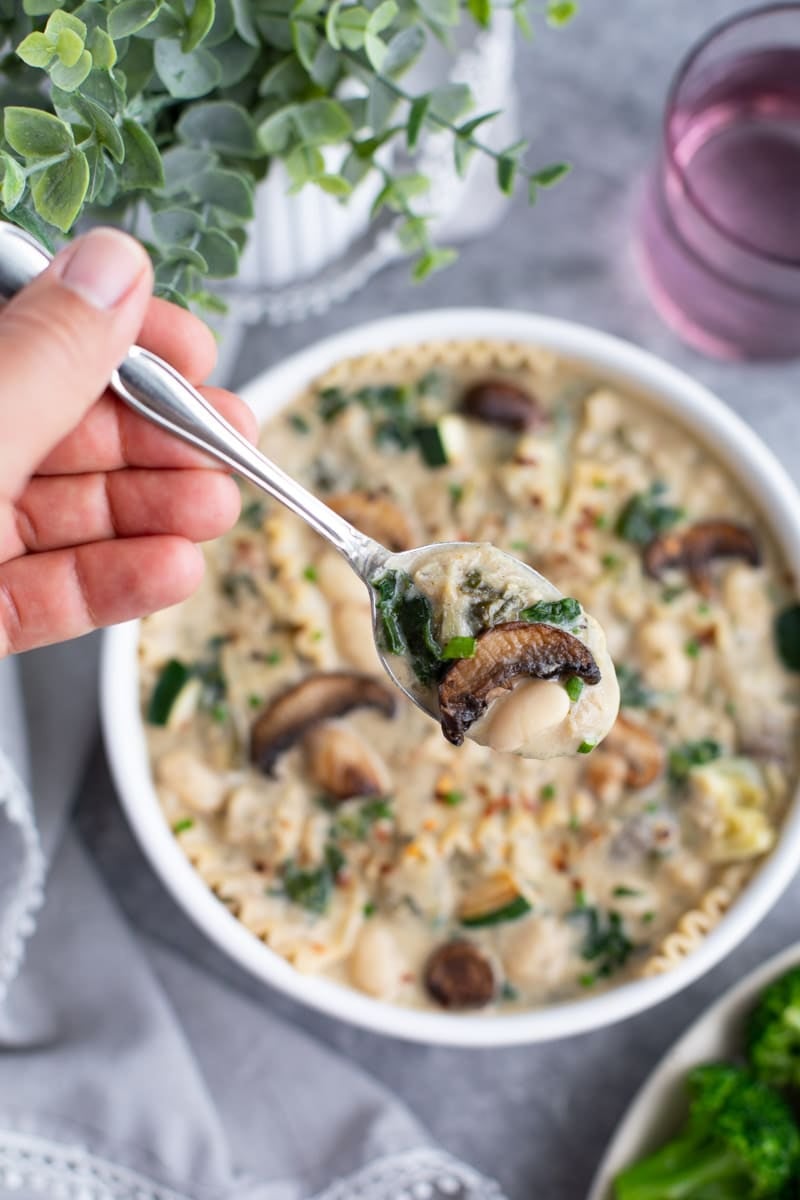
[0,221,562,726]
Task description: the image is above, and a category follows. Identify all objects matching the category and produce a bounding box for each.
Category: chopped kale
[332,798,394,842]
[220,572,260,604]
[615,664,653,708]
[570,906,634,978]
[240,499,266,529]
[616,483,684,545]
[371,570,443,685]
[288,413,310,434]
[775,603,800,672]
[668,739,722,786]
[520,596,582,628]
[281,844,345,914]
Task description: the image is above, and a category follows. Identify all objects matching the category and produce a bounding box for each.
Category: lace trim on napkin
[310,1148,507,1200]
[0,752,45,1003]
[0,1134,507,1200]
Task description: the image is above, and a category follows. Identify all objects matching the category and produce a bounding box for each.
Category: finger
[138,297,218,385]
[0,536,204,657]
[7,468,242,557]
[36,386,258,476]
[0,227,153,498]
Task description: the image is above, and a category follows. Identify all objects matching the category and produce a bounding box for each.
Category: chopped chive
[565,676,584,703]
[685,638,700,659]
[441,790,465,807]
[240,499,266,529]
[697,601,711,615]
[501,981,519,1001]
[363,901,376,918]
[573,888,587,908]
[642,911,656,924]
[593,478,609,490]
[211,702,229,723]
[601,553,620,569]
[661,585,684,603]
[448,482,464,504]
[303,565,319,583]
[540,783,556,801]
[594,514,608,529]
[510,539,529,552]
[580,973,597,988]
[173,818,194,834]
[248,693,263,709]
[311,630,324,642]
[569,815,582,832]
[725,700,737,717]
[442,636,476,659]
[265,649,282,665]
[612,886,642,898]
[578,739,597,754]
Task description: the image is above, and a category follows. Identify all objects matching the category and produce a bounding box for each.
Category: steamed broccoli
[748,966,800,1091]
[614,1063,800,1200]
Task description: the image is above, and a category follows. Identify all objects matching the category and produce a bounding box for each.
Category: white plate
[101,308,800,1047]
[588,940,800,1200]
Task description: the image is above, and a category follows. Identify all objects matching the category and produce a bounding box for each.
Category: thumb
[0,226,153,499]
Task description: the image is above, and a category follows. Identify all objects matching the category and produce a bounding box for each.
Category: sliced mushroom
[460,379,542,431]
[644,520,760,589]
[438,621,601,746]
[424,941,496,1009]
[327,491,415,553]
[598,713,665,789]
[458,871,531,926]
[251,672,396,776]
[304,722,391,802]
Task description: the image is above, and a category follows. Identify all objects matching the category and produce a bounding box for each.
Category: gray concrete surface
[77,3,800,1196]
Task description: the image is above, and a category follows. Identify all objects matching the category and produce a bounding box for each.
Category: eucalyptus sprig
[0,0,575,310]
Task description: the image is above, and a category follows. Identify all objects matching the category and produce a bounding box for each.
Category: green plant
[0,0,575,310]
[747,965,800,1091]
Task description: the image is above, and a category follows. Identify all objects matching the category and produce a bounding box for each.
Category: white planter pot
[213,12,517,368]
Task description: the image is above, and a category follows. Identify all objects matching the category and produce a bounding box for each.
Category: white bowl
[587,939,800,1200]
[101,308,800,1047]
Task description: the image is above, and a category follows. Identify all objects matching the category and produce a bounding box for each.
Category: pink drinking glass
[639,4,800,360]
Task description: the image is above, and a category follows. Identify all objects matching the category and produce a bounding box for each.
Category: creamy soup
[140,341,799,1013]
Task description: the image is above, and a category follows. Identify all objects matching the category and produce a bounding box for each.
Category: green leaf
[467,0,492,26]
[417,0,458,25]
[87,28,117,70]
[193,167,254,218]
[547,0,577,26]
[5,108,74,158]
[513,0,532,38]
[206,37,258,86]
[366,77,396,133]
[154,38,222,98]
[317,173,351,196]
[532,162,570,187]
[16,32,54,69]
[83,143,106,201]
[45,10,86,38]
[177,101,261,157]
[258,55,308,100]
[231,0,260,46]
[196,228,239,276]
[107,0,160,39]
[152,206,205,243]
[396,215,428,252]
[458,108,500,137]
[118,37,154,95]
[496,138,527,193]
[5,204,56,253]
[382,26,424,75]
[119,119,164,189]
[294,98,352,145]
[49,48,92,91]
[453,135,473,177]
[191,288,228,314]
[367,0,398,34]
[160,145,217,192]
[184,0,216,52]
[291,18,319,72]
[23,0,62,13]
[429,82,473,122]
[30,149,89,230]
[309,40,339,90]
[364,31,387,71]
[412,247,457,280]
[333,4,369,49]
[73,96,125,163]
[285,143,325,190]
[0,154,25,211]
[55,28,85,68]
[257,105,297,154]
[324,0,342,49]
[407,95,429,149]
[163,243,209,271]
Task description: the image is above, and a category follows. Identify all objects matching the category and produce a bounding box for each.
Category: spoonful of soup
[0,222,619,759]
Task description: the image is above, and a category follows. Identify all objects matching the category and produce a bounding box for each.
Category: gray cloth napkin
[0,638,506,1200]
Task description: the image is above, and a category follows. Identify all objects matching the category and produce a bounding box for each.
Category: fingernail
[54,227,148,311]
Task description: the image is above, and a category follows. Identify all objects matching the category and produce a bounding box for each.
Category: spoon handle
[0,222,387,581]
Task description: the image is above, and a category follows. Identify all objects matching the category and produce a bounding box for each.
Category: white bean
[348,922,405,999]
[485,680,571,753]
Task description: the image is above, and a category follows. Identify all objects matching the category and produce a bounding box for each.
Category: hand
[0,226,257,658]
